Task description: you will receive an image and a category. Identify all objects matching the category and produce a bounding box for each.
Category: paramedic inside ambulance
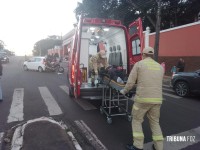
[89,50,108,87]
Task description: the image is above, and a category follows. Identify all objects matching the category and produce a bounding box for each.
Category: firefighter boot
[152,144,156,150]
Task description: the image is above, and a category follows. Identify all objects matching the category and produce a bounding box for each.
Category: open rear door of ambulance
[127,18,144,73]
[73,16,83,98]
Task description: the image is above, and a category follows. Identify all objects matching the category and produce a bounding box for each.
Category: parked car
[23,57,46,72]
[0,54,9,63]
[171,69,200,97]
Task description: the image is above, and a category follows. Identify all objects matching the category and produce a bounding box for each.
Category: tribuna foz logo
[167,136,195,142]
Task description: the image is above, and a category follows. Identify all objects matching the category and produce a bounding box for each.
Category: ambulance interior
[79,25,128,88]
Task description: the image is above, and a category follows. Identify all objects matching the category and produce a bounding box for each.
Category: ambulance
[66,16,144,98]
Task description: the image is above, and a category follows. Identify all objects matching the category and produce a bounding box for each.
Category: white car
[23,57,46,72]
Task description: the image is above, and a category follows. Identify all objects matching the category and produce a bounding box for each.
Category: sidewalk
[2,117,81,150]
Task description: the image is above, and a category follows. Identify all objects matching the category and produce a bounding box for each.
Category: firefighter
[120,47,164,150]
[89,50,108,87]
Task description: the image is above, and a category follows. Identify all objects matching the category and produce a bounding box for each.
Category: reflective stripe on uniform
[153,135,164,141]
[136,98,162,103]
[133,105,139,110]
[133,132,144,139]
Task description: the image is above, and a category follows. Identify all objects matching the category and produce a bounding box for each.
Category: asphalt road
[0,56,200,150]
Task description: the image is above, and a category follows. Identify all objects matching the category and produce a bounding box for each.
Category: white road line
[163,92,181,99]
[7,88,24,123]
[144,126,200,150]
[59,85,69,95]
[163,87,174,92]
[0,132,4,150]
[38,87,62,116]
[60,121,82,150]
[67,132,82,150]
[60,85,97,110]
[75,120,107,150]
[163,84,170,88]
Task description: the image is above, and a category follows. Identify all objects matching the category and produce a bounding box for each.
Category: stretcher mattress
[102,76,125,91]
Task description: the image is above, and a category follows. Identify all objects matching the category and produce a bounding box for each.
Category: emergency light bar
[83,18,121,25]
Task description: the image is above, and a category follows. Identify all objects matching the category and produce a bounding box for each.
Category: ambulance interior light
[103,28,109,31]
[102,19,106,23]
[90,27,95,31]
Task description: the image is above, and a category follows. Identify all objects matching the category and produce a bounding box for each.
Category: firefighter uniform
[120,47,164,150]
[89,50,108,85]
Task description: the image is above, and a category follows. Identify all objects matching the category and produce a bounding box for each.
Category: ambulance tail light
[72,64,75,79]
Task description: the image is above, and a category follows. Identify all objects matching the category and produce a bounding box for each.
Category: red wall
[149,23,200,56]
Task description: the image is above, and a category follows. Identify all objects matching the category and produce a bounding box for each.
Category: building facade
[148,21,200,75]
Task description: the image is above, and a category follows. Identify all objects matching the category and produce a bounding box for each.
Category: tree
[75,0,200,30]
[74,0,200,61]
[75,0,118,19]
[32,36,62,56]
[0,40,5,50]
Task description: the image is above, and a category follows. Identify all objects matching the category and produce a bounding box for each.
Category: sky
[0,0,81,56]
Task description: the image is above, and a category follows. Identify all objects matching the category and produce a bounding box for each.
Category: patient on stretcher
[98,66,128,84]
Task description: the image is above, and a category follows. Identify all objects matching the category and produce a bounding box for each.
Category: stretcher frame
[99,76,132,124]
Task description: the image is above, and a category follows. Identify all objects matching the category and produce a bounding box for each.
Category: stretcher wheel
[118,107,122,113]
[107,117,112,124]
[100,107,104,114]
[127,115,132,122]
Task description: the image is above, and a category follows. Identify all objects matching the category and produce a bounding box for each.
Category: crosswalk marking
[162,84,182,99]
[163,93,181,99]
[38,87,63,116]
[7,88,24,123]
[59,85,97,110]
[163,84,170,88]
[1,83,199,150]
[163,87,174,92]
[59,85,69,95]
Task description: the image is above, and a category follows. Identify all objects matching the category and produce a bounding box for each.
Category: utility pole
[39,42,42,56]
[154,0,161,62]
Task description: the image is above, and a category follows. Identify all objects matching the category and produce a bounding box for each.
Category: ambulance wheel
[38,66,43,73]
[107,117,112,124]
[69,86,74,97]
[23,65,28,71]
[127,115,132,122]
[100,107,104,114]
[66,73,74,97]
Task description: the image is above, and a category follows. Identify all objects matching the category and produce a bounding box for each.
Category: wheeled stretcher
[99,76,133,124]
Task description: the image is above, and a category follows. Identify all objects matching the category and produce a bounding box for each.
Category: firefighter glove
[120,89,126,95]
